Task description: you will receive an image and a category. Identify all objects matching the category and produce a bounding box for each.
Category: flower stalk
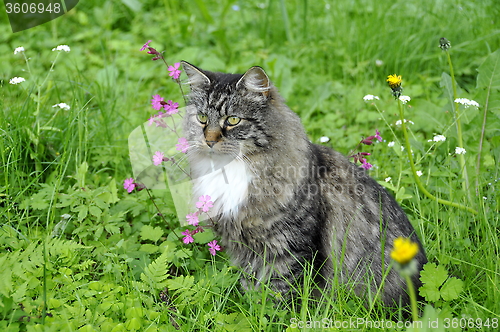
[397,99,477,214]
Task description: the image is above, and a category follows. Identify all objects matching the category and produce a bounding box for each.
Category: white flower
[385,177,392,182]
[454,98,479,108]
[401,146,405,151]
[387,141,395,147]
[375,59,384,67]
[52,103,70,110]
[395,119,414,126]
[455,147,467,155]
[432,134,446,142]
[483,196,487,200]
[14,46,25,54]
[416,170,423,177]
[399,95,411,104]
[52,45,71,52]
[9,77,25,85]
[319,136,330,143]
[363,94,380,101]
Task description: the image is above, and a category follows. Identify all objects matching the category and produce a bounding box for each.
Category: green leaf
[419,283,441,302]
[440,277,463,301]
[420,263,448,289]
[477,49,500,91]
[140,225,164,242]
[166,275,194,291]
[89,205,102,218]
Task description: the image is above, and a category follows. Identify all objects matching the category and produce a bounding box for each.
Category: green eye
[226,116,241,126]
[197,113,208,124]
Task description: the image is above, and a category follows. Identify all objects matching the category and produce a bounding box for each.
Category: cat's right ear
[181,61,211,87]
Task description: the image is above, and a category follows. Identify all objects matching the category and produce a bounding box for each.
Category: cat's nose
[206,141,217,148]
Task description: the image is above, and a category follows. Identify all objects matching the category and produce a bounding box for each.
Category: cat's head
[182,61,283,159]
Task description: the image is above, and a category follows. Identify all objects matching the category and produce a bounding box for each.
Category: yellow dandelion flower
[390,237,419,265]
[386,74,402,89]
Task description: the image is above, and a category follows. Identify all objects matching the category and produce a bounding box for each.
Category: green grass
[1,0,500,331]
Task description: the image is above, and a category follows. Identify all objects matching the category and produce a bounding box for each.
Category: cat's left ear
[237,66,271,97]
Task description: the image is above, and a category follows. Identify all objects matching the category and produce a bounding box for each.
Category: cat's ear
[181,61,210,87]
[237,66,271,97]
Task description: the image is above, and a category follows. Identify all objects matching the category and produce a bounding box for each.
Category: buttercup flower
[123,178,136,193]
[52,45,70,52]
[176,137,189,153]
[455,147,467,155]
[363,94,379,101]
[14,46,24,54]
[196,195,214,212]
[52,103,70,110]
[387,74,403,99]
[454,98,479,108]
[9,77,25,85]
[391,237,419,265]
[168,62,182,80]
[208,240,221,256]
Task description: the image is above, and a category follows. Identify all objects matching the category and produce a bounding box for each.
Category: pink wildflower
[164,100,179,115]
[123,178,136,193]
[361,159,373,170]
[196,195,214,212]
[207,240,221,256]
[176,137,189,153]
[140,40,152,51]
[153,151,165,166]
[186,212,199,226]
[374,129,382,142]
[151,94,164,111]
[168,62,182,80]
[181,230,194,244]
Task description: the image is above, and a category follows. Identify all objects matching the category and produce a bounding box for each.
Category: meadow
[1,0,499,331]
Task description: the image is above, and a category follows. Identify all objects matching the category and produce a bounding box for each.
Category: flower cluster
[349,129,382,170]
[454,98,480,108]
[181,195,222,256]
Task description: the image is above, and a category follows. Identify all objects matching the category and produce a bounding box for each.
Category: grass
[1,0,500,331]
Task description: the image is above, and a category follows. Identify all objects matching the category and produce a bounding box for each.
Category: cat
[181,61,427,307]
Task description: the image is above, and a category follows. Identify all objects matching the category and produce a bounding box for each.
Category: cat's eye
[226,116,241,126]
[197,113,208,124]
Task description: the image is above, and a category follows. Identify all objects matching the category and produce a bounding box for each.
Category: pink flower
[168,62,181,79]
[164,100,179,115]
[374,129,382,142]
[151,94,164,111]
[181,230,194,244]
[207,240,221,256]
[140,40,152,51]
[196,195,214,212]
[153,151,165,166]
[148,115,156,126]
[176,137,189,153]
[123,178,136,193]
[361,159,373,170]
[186,212,199,226]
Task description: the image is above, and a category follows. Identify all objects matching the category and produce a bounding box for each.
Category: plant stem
[445,50,470,196]
[404,274,419,324]
[397,100,477,214]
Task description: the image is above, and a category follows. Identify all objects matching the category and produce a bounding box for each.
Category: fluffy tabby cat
[181,61,427,306]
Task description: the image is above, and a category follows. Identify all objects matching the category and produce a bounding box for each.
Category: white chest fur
[190,155,252,219]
